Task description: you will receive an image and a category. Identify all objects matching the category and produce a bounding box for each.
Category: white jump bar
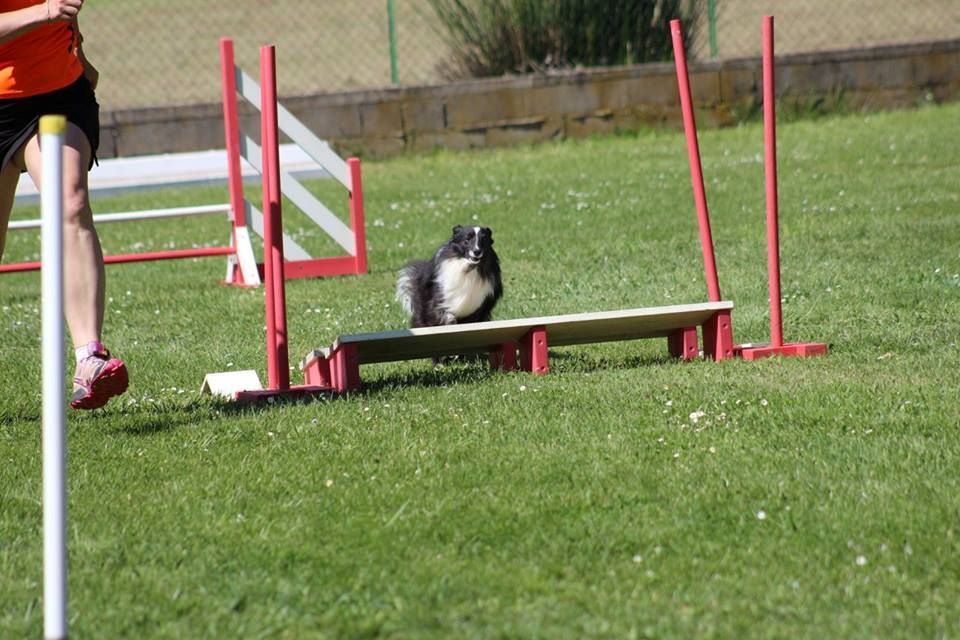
[9,203,231,231]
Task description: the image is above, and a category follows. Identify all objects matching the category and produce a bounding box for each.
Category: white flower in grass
[325,479,334,488]
[756,510,767,521]
[856,555,868,566]
[689,410,706,423]
[632,554,643,563]
[760,399,769,407]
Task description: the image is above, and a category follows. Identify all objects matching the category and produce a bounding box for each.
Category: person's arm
[0,0,83,45]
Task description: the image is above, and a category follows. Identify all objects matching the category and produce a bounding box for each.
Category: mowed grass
[2,102,960,638]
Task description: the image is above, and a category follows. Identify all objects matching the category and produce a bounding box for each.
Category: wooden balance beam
[299,301,734,392]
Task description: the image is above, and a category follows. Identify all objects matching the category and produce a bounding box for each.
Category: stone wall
[99,38,960,160]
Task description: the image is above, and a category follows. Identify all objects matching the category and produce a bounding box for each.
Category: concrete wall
[99,39,960,160]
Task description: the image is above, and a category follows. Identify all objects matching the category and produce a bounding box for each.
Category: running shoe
[70,341,129,410]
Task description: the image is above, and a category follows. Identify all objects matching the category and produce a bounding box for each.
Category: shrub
[427,0,699,79]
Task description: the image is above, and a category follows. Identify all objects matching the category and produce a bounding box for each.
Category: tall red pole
[219,39,246,234]
[762,16,784,347]
[227,43,338,402]
[737,16,827,361]
[347,158,368,275]
[670,19,722,303]
[260,45,290,390]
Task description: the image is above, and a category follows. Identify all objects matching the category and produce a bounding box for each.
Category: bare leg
[21,122,104,347]
[0,158,21,260]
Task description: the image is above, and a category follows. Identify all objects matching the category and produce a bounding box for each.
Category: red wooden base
[302,353,331,387]
[520,326,549,375]
[668,326,699,360]
[489,342,518,371]
[736,342,828,360]
[703,310,735,361]
[330,343,361,392]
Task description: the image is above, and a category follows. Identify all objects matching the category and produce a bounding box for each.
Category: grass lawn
[1,101,959,638]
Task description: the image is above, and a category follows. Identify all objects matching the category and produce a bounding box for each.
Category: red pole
[219,38,250,285]
[219,39,245,232]
[733,16,826,361]
[260,45,290,390]
[0,246,237,273]
[347,158,368,275]
[670,19,722,303]
[762,16,784,347]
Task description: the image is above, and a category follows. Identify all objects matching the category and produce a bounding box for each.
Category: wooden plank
[308,302,733,366]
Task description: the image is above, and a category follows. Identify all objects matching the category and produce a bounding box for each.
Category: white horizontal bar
[9,203,231,231]
[236,67,350,190]
[276,105,350,190]
[244,201,312,262]
[279,170,355,254]
[14,145,328,204]
[240,134,354,254]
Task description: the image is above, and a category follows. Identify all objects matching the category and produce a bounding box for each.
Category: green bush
[427,0,699,79]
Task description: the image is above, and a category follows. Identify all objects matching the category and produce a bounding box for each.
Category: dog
[396,225,503,329]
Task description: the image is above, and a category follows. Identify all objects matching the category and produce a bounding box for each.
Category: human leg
[22,122,127,409]
[23,122,104,344]
[0,158,21,260]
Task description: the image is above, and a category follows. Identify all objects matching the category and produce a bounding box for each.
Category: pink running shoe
[70,341,129,410]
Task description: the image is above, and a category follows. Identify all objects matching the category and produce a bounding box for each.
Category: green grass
[2,101,960,638]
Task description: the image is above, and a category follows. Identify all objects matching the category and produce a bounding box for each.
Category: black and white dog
[396,225,502,329]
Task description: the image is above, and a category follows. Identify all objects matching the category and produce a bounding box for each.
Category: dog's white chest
[437,258,494,318]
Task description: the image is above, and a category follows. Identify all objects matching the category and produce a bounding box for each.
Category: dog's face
[451,225,494,264]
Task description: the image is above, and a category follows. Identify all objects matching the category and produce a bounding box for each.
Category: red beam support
[330,344,361,392]
[520,326,549,375]
[668,326,699,361]
[703,310,735,361]
[489,342,518,371]
[302,355,332,388]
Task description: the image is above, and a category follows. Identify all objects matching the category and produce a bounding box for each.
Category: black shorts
[0,74,100,172]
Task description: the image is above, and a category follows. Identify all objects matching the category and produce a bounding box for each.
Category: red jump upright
[231,46,330,402]
[738,16,827,360]
[670,19,735,361]
[219,37,368,285]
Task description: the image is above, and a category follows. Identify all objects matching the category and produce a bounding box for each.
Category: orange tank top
[0,0,83,98]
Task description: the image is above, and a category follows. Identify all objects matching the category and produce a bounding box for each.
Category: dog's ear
[483,227,494,244]
[452,225,462,236]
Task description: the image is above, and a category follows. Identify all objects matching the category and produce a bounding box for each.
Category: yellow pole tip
[39,115,67,135]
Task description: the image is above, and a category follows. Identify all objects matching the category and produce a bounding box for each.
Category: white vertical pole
[40,115,68,640]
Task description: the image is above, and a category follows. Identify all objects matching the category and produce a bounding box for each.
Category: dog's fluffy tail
[395,265,415,316]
